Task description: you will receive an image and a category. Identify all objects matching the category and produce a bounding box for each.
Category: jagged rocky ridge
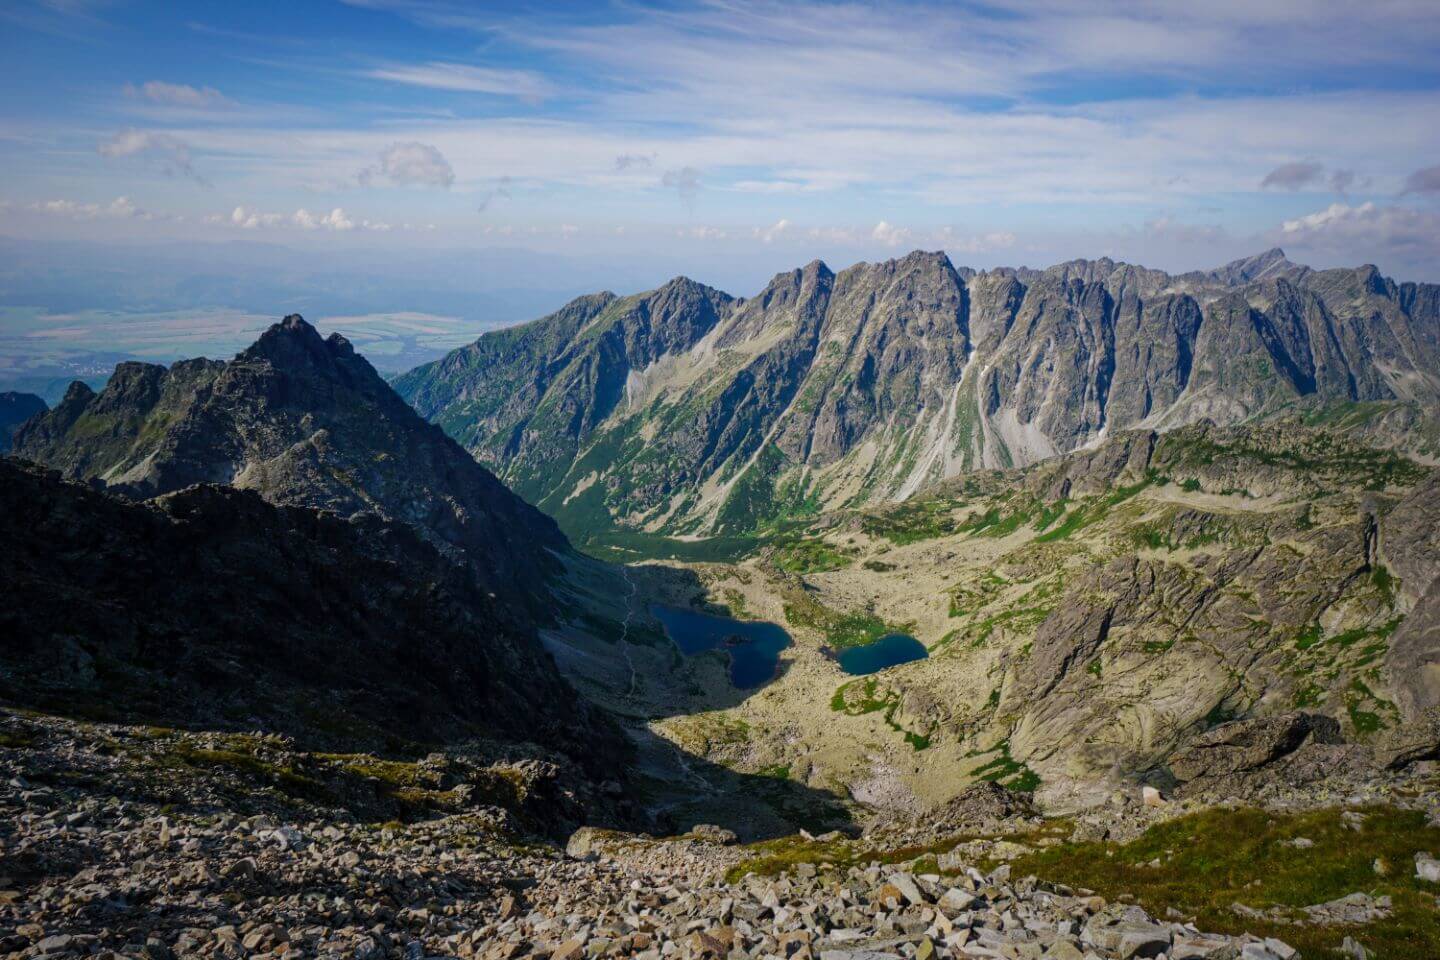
[13,315,566,603]
[394,249,1440,543]
[0,459,630,787]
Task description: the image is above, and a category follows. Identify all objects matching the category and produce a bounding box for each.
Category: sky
[1,0,1439,382]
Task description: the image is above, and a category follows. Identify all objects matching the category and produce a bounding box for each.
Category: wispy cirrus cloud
[124,81,230,109]
[366,61,553,101]
[5,0,1440,283]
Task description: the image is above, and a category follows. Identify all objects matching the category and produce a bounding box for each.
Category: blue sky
[1,0,1439,351]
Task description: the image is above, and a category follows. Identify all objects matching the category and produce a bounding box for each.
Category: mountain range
[394,249,1440,552]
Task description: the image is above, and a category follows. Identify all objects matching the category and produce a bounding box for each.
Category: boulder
[1301,892,1391,925]
[931,781,1034,829]
[689,823,739,845]
[565,826,608,860]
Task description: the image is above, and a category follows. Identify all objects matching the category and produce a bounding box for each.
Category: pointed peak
[240,313,365,373]
[764,259,832,290]
[840,249,955,279]
[896,248,953,266]
[60,380,96,406]
[326,331,356,357]
[658,274,701,292]
[252,313,324,347]
[645,274,734,308]
[1206,247,1302,285]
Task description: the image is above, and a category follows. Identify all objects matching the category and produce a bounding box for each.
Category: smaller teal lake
[650,605,792,688]
[837,634,929,675]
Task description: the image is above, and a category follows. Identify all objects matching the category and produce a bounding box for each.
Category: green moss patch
[1009,806,1440,960]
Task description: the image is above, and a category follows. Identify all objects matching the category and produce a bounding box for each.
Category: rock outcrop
[1168,713,1342,785]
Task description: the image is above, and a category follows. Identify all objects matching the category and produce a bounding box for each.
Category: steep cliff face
[396,250,1440,544]
[14,315,567,601]
[0,459,629,777]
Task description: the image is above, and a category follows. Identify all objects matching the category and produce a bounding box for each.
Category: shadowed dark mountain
[0,391,45,452]
[0,458,629,777]
[13,315,566,605]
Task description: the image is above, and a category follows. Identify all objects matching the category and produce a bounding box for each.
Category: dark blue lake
[650,605,792,688]
[837,634,929,675]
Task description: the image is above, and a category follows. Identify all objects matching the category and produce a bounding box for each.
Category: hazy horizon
[4,0,1440,394]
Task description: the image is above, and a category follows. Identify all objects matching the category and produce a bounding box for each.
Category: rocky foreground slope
[7,711,1367,960]
[395,249,1440,545]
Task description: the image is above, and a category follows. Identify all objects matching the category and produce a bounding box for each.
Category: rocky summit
[0,751,1322,960]
[13,316,565,604]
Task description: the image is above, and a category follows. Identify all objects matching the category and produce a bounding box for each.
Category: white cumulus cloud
[1278,202,1440,262]
[754,218,791,244]
[293,207,355,231]
[359,141,455,189]
[872,221,912,247]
